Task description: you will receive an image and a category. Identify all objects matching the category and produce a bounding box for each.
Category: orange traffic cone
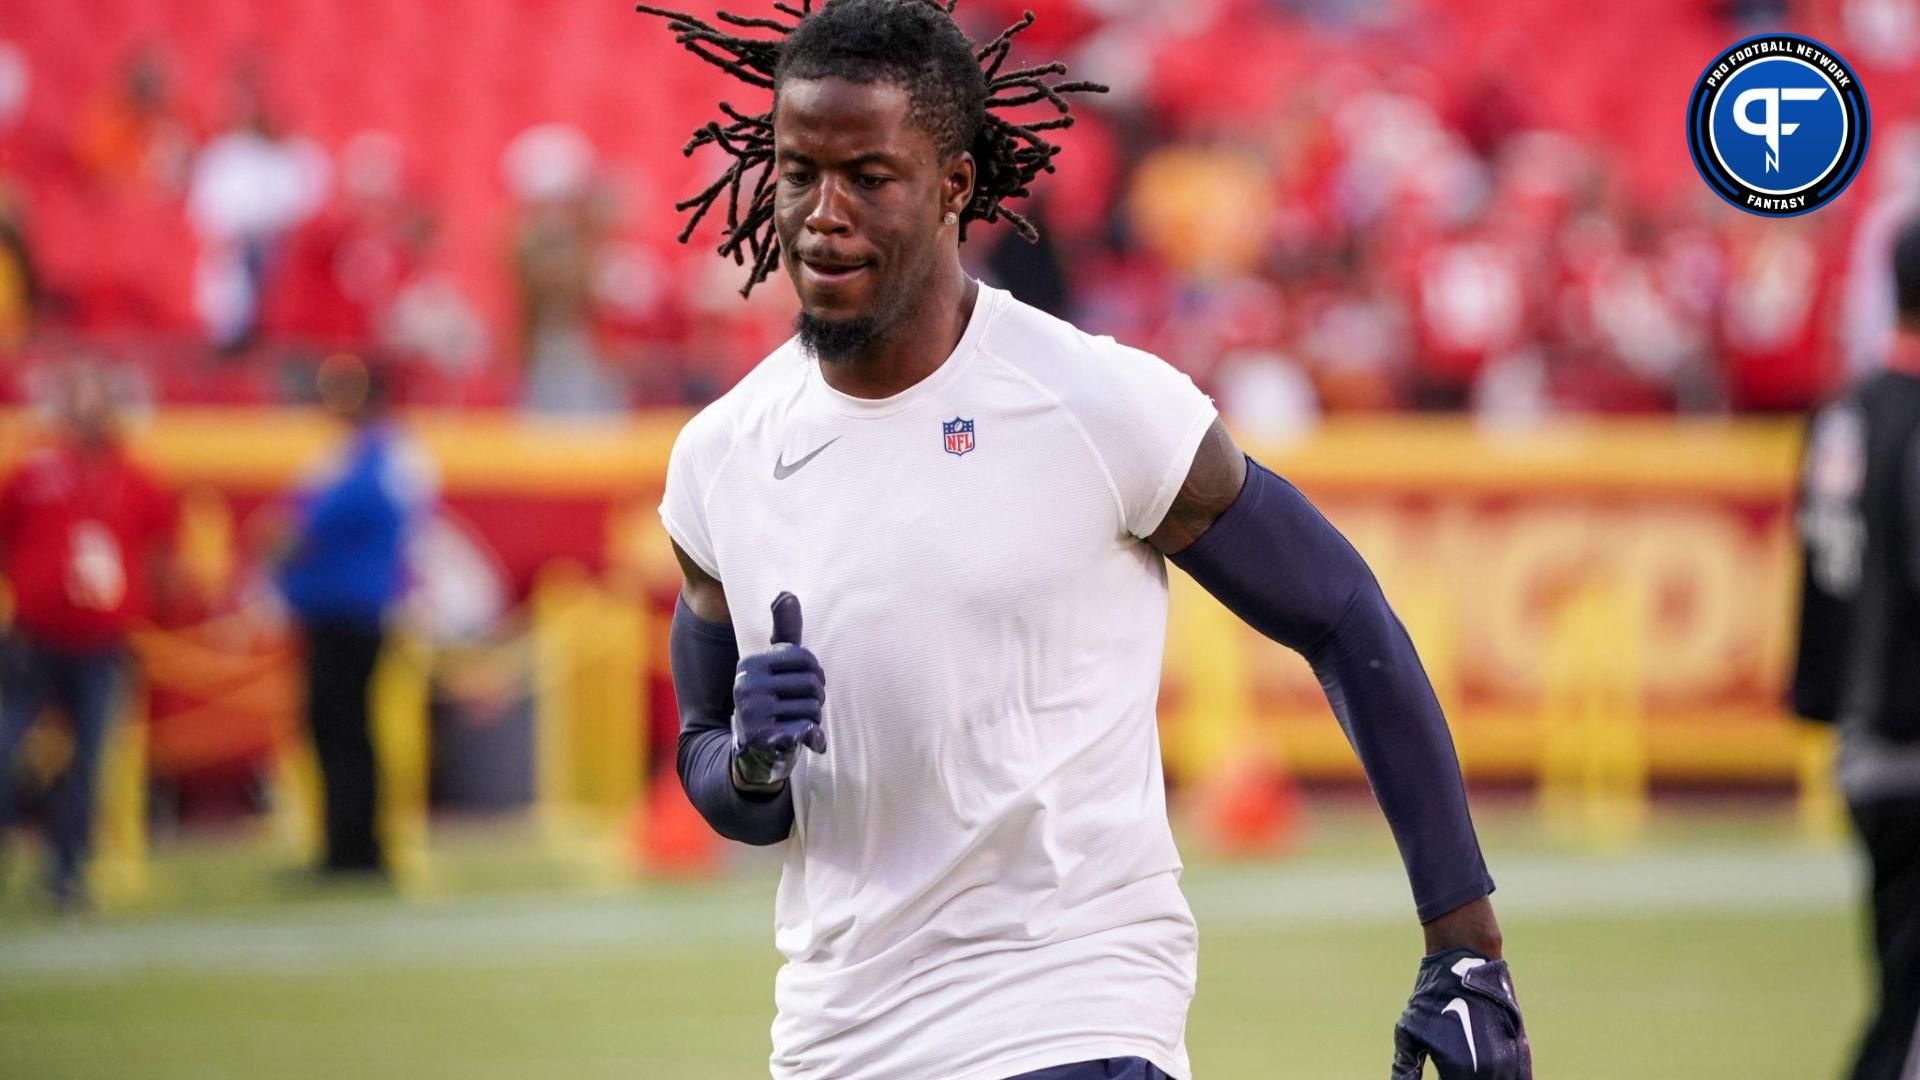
[634,776,722,877]
[1199,763,1303,857]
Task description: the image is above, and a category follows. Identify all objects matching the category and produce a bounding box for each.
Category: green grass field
[0,805,1871,1079]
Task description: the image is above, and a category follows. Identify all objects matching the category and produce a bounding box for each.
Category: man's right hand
[731,591,827,790]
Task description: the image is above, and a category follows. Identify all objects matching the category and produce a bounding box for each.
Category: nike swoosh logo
[773,437,840,480]
[1443,998,1479,1073]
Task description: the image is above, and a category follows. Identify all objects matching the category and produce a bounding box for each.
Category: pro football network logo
[942,417,975,457]
[1687,33,1869,217]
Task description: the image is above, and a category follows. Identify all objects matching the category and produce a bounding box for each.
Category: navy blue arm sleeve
[1169,457,1495,922]
[670,596,795,845]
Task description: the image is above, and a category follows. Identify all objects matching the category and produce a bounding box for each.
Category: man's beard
[795,312,884,363]
[791,248,929,364]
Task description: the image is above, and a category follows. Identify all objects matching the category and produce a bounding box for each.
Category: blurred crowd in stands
[3,0,1920,426]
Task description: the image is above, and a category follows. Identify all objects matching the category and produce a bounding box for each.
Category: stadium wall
[0,411,1813,788]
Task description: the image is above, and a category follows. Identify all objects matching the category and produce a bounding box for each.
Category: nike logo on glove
[1444,956,1487,1073]
[1443,998,1478,1072]
[773,437,840,480]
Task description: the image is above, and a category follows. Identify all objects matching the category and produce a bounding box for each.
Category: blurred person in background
[74,46,193,196]
[1843,126,1920,382]
[0,42,31,186]
[1792,217,1920,1080]
[263,132,415,357]
[0,43,35,355]
[0,182,38,351]
[378,211,489,381]
[503,123,624,414]
[0,358,176,911]
[1409,211,1533,412]
[1719,216,1839,414]
[273,355,434,878]
[187,65,329,353]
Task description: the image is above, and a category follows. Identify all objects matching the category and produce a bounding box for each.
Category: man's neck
[818,271,978,400]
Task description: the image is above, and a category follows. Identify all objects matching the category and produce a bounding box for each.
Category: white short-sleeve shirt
[660,282,1216,1080]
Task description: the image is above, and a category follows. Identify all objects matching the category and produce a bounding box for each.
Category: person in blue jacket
[277,356,434,877]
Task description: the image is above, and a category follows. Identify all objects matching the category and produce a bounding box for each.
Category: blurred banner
[1169,420,1804,786]
[0,412,1809,789]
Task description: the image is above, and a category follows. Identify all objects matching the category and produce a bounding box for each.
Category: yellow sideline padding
[0,409,1800,494]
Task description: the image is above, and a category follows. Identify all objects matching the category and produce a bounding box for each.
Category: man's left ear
[943,151,975,221]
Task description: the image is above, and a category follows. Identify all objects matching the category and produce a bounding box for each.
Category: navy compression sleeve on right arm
[1170,458,1494,922]
[670,596,795,845]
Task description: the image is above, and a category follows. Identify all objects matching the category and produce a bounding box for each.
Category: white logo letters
[1733,86,1829,171]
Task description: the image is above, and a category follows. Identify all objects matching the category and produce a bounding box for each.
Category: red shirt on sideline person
[0,389,176,653]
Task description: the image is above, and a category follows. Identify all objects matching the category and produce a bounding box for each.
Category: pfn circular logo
[1687,34,1869,217]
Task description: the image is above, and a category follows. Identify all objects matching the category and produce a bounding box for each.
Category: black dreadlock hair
[635,0,1107,296]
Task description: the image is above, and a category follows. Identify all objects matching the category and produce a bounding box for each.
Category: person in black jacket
[1792,217,1920,1080]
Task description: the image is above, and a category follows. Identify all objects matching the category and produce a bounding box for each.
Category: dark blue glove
[730,592,827,788]
[1391,948,1531,1079]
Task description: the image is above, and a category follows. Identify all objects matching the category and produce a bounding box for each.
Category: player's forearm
[1170,458,1494,922]
[1309,580,1495,920]
[677,726,794,844]
[670,596,795,845]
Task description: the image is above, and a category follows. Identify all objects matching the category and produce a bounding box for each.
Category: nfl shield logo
[942,417,975,457]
